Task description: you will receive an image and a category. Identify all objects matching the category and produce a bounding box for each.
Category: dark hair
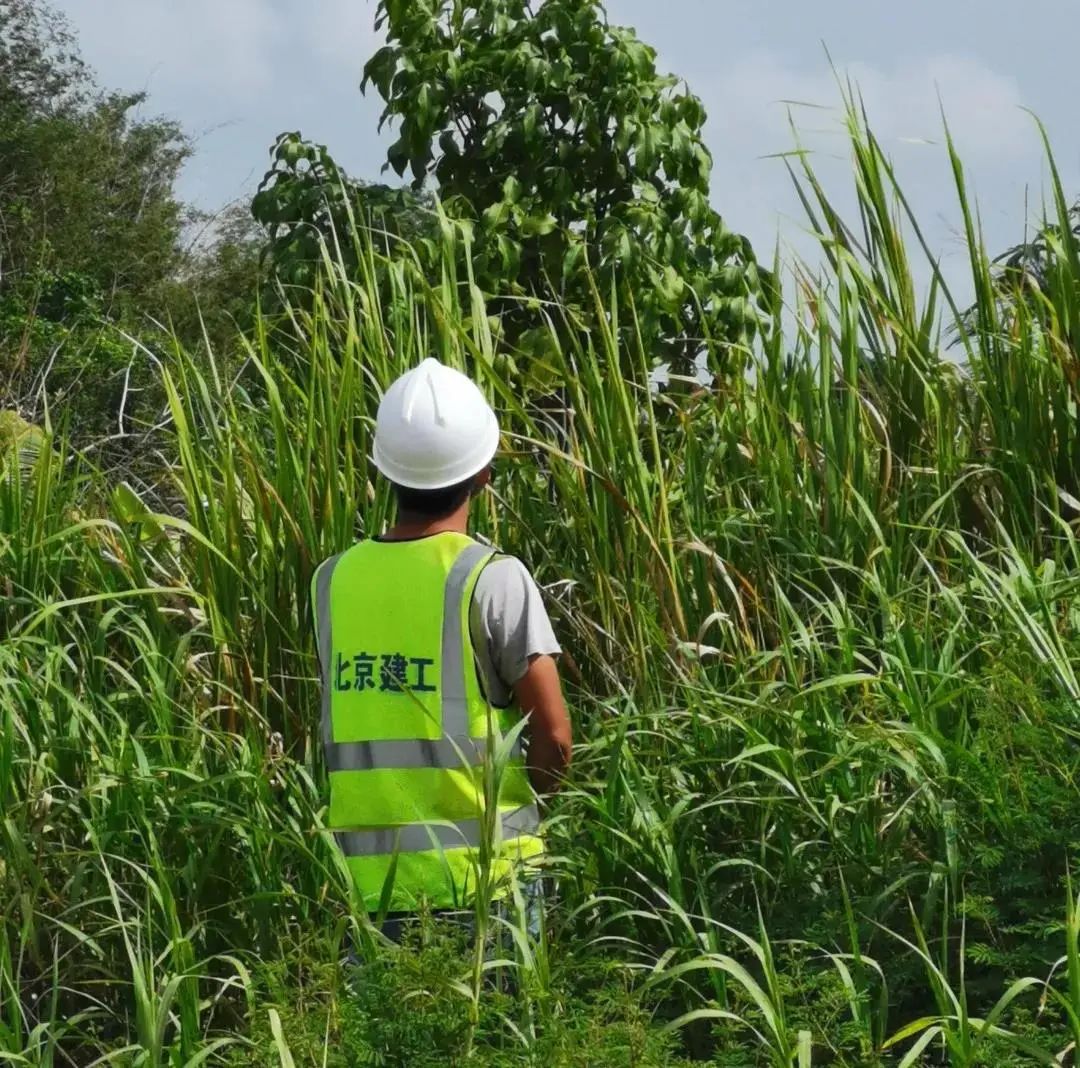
[392,476,476,519]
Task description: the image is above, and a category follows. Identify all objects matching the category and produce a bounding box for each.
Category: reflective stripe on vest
[334,802,539,857]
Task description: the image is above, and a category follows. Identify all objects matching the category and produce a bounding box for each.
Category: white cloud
[702,50,1032,169]
[54,0,386,206]
[63,0,287,101]
[845,54,1030,160]
[297,0,380,74]
[684,50,1046,299]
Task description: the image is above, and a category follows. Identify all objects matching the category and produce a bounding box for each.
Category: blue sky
[55,0,1080,291]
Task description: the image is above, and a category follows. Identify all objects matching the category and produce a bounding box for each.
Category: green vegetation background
[5,1,1080,1065]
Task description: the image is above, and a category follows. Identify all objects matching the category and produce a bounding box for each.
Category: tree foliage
[163,202,265,355]
[251,133,433,296]
[253,0,770,378]
[0,0,199,455]
[0,1,190,315]
[0,0,87,115]
[363,0,769,370]
[991,204,1080,304]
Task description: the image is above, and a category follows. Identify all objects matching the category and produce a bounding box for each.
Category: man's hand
[513,653,572,797]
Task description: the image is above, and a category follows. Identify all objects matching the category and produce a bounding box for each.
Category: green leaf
[482,201,511,230]
[503,175,523,204]
[520,213,557,237]
[523,102,543,140]
[635,123,664,172]
[268,1009,297,1068]
[525,57,545,90]
[386,137,409,177]
[896,1026,942,1068]
[797,1031,812,1068]
[562,238,587,282]
[496,233,521,274]
[361,45,398,97]
[113,482,166,543]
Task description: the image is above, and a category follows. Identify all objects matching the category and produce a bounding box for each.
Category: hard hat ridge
[372,358,499,490]
[401,358,448,427]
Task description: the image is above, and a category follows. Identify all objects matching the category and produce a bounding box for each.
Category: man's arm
[513,653,572,797]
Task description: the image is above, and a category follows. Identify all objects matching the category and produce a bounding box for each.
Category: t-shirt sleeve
[470,556,561,706]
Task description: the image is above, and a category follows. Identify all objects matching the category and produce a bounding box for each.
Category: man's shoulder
[473,554,556,635]
[475,553,536,596]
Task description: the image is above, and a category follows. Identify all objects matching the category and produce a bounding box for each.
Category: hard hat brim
[372,412,500,491]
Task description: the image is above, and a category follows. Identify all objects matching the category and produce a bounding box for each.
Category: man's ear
[471,465,493,495]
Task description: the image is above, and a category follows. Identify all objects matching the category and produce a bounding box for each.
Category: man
[311,357,572,931]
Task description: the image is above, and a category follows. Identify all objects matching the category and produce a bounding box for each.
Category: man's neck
[385,503,471,541]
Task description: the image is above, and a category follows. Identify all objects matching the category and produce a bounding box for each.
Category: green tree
[0,100,189,317]
[162,201,265,356]
[0,0,191,454]
[362,0,769,372]
[1,3,189,312]
[252,133,434,295]
[0,0,88,115]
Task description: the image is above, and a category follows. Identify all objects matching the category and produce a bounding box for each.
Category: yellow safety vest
[311,531,542,912]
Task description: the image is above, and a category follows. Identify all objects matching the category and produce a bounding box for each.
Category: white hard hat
[372,358,500,490]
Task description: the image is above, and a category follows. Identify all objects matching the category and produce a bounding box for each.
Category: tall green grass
[5,104,1080,1064]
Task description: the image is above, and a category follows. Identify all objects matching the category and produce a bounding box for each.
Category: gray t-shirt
[470,555,561,708]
